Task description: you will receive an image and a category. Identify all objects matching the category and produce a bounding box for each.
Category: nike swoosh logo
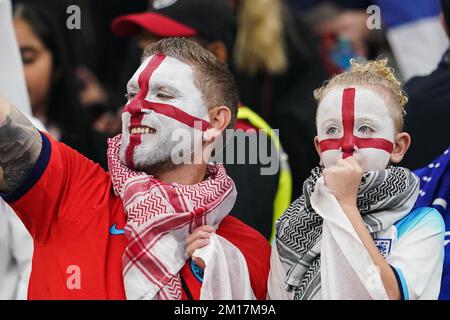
[109,224,125,235]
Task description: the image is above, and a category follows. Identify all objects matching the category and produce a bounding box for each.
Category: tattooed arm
[0,96,42,194]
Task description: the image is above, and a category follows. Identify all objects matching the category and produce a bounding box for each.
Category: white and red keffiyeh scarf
[107,134,240,300]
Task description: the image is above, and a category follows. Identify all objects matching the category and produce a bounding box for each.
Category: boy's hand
[323,157,363,209]
[186,225,215,270]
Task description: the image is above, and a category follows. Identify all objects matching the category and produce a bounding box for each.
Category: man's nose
[125,98,143,114]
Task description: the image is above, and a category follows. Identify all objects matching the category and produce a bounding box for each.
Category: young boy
[187,58,445,299]
[265,58,445,300]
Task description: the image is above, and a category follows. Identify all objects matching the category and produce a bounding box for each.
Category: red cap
[111,12,198,37]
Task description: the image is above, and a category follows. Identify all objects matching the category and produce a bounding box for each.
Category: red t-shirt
[2,132,270,300]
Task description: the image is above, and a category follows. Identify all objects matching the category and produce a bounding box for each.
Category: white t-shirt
[268,206,445,300]
[379,206,445,300]
[0,202,33,299]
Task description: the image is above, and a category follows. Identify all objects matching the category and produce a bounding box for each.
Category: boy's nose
[341,134,356,159]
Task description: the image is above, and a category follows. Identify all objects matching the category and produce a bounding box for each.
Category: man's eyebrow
[153,83,181,95]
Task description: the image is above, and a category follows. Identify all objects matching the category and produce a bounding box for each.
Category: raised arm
[0,97,41,193]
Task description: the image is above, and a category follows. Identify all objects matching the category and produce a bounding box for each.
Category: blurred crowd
[10,0,449,186]
[1,0,449,299]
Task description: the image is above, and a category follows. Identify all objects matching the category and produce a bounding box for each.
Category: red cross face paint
[120,54,210,170]
[316,86,395,172]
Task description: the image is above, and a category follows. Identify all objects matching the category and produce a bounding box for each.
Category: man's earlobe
[208,106,231,132]
[390,132,411,164]
[202,128,220,142]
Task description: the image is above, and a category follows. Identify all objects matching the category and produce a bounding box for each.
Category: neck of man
[151,162,208,185]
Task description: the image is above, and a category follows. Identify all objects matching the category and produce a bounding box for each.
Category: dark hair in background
[442,0,450,30]
[13,1,107,168]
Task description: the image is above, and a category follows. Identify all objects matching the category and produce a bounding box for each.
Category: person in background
[11,0,149,138]
[232,0,328,197]
[111,0,292,241]
[0,0,37,300]
[286,0,374,62]
[402,0,450,169]
[13,1,108,168]
[375,0,448,81]
[413,146,450,299]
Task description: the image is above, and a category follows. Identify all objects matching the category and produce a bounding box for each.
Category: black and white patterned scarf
[275,166,420,300]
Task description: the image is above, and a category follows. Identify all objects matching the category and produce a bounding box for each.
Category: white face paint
[316,86,396,172]
[120,54,208,171]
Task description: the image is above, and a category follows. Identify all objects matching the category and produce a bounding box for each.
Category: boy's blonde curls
[314,58,408,131]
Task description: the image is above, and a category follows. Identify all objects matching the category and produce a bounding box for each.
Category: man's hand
[323,157,363,209]
[186,225,215,270]
[0,96,41,193]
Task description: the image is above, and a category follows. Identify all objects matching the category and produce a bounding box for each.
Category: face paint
[316,87,396,172]
[120,54,210,170]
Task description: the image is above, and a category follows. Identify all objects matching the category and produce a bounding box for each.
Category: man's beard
[141,158,179,177]
[119,128,196,175]
[133,139,180,175]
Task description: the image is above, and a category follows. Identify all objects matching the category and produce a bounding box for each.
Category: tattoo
[0,106,41,193]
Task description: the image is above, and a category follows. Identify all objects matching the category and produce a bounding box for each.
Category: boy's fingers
[186,230,212,244]
[197,225,215,232]
[338,158,353,168]
[344,156,360,168]
[186,225,215,244]
[186,238,210,257]
[191,225,215,234]
[336,157,362,171]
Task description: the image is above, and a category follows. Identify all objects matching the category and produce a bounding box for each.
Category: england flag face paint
[316,86,396,172]
[120,54,209,170]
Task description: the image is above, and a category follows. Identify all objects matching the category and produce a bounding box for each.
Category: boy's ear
[390,132,411,164]
[314,136,324,166]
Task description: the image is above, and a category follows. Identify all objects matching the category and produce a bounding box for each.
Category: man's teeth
[130,127,155,134]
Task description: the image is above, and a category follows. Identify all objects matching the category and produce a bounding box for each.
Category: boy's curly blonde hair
[314,58,408,132]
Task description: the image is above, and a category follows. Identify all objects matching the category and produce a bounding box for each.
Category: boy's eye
[358,125,375,135]
[326,127,340,135]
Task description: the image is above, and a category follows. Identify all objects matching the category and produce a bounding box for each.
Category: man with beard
[0,38,270,300]
[111,0,292,241]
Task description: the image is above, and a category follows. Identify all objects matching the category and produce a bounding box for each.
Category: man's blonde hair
[314,58,408,132]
